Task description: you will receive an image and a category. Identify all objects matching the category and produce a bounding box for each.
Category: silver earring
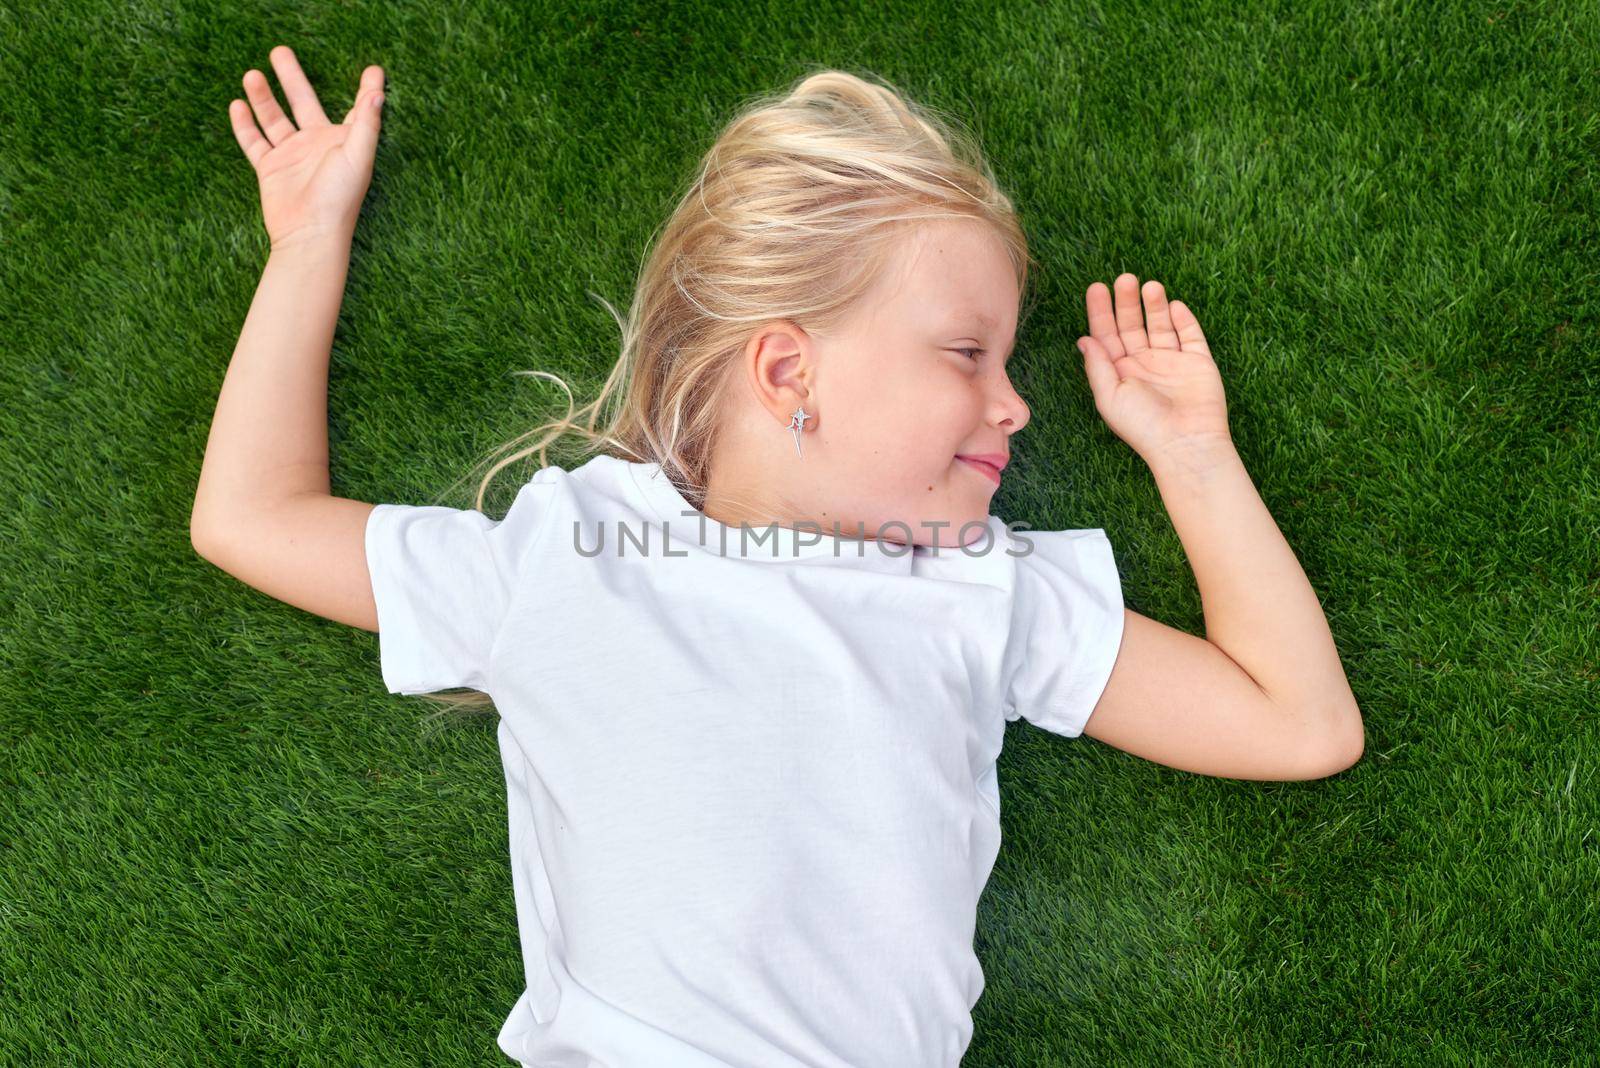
[786,406,811,458]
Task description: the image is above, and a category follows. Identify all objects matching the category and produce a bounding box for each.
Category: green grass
[3,0,1597,1063]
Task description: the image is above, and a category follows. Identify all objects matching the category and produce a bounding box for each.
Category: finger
[268,45,331,128]
[340,65,386,127]
[228,98,271,168]
[242,67,296,146]
[1076,335,1120,405]
[1081,334,1145,404]
[1113,272,1149,353]
[342,68,386,161]
[1085,281,1125,359]
[1169,300,1211,355]
[1141,280,1179,351]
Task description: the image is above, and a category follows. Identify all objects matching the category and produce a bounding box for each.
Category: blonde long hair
[416,67,1036,716]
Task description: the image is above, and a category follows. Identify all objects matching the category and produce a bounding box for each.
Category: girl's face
[806,217,1030,549]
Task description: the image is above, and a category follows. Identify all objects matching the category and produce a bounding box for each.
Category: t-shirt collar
[626,459,919,575]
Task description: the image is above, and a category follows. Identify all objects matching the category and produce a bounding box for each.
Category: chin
[957,516,992,549]
[919,510,989,550]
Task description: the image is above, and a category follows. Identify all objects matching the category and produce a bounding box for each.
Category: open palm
[1076,273,1232,466]
[228,45,386,251]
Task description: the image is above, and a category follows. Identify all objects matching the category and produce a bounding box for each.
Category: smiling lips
[956,453,1008,486]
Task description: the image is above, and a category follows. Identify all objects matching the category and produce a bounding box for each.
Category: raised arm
[190,46,386,631]
[1068,274,1364,780]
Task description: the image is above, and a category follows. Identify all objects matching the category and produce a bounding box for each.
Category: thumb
[342,64,386,155]
[1076,336,1119,409]
[343,87,384,161]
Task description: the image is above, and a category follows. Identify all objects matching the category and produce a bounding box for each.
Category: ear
[745,320,817,427]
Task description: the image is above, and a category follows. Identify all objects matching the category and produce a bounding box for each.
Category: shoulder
[911,517,1113,592]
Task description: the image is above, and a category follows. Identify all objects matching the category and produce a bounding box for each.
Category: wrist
[269,222,355,258]
[1145,434,1244,484]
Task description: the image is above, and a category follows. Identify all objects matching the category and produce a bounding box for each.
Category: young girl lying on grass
[192,45,1364,1068]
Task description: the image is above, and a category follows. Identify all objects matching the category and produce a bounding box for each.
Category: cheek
[823,358,975,475]
[918,369,986,441]
[872,381,967,459]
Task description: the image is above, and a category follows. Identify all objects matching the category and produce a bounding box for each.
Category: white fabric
[363,453,1126,1067]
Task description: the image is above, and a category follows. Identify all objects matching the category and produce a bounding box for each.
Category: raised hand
[228,45,386,252]
[1075,274,1232,469]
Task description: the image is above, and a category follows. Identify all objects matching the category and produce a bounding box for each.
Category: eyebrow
[950,310,999,329]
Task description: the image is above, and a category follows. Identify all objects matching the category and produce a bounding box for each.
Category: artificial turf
[2,0,1596,1063]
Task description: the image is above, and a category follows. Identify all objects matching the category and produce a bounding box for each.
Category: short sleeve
[1001,528,1127,738]
[364,476,555,696]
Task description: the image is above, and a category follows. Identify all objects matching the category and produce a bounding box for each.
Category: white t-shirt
[363,452,1125,1068]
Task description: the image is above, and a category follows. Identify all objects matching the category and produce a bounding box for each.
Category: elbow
[190,497,233,561]
[190,519,231,562]
[1308,704,1366,779]
[1338,702,1367,768]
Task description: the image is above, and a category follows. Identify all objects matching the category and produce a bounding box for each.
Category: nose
[989,373,1030,435]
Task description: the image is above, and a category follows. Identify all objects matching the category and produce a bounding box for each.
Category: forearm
[192,229,353,537]
[1147,438,1361,732]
